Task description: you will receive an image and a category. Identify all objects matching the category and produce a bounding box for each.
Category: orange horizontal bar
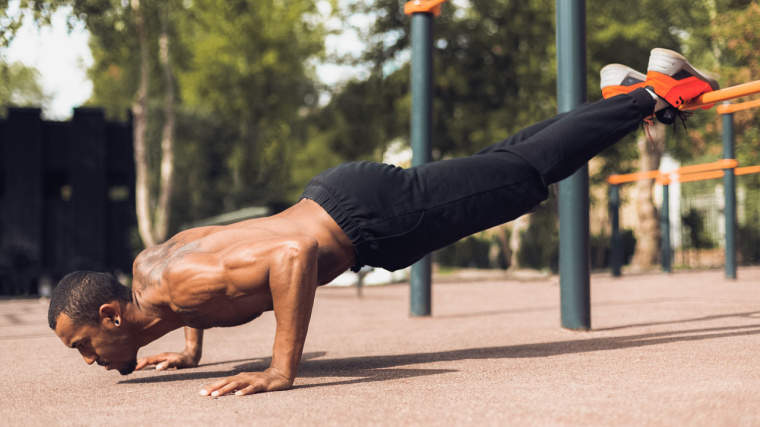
[681,80,760,110]
[716,98,760,114]
[736,165,760,176]
[608,159,739,185]
[404,0,448,15]
[674,170,724,183]
[659,165,760,184]
[607,170,661,185]
[676,159,738,175]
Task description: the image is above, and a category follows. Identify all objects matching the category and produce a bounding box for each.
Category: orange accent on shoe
[645,71,716,110]
[601,82,647,99]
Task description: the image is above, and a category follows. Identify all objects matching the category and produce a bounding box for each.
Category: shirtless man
[49,49,717,397]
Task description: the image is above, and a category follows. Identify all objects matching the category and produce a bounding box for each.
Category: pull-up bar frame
[681,80,760,110]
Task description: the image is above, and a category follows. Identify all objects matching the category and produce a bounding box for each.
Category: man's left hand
[199,368,293,397]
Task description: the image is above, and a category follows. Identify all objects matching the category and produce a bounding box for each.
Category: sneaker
[646,48,719,109]
[600,64,647,99]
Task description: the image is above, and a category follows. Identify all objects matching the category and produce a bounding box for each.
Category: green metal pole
[557,0,590,330]
[609,184,622,277]
[661,183,671,273]
[722,109,737,279]
[410,12,433,317]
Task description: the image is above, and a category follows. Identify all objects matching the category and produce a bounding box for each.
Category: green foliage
[517,197,559,273]
[7,0,760,267]
[682,208,717,250]
[0,60,48,114]
[170,0,328,217]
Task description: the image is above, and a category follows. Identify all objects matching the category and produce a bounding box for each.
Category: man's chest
[173,293,273,329]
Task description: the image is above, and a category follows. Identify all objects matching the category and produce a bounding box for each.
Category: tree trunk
[630,122,666,270]
[131,0,156,248]
[508,214,530,270]
[153,11,175,243]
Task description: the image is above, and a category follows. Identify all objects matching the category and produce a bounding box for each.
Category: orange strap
[404,0,449,16]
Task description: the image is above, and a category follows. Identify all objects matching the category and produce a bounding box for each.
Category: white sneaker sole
[647,48,720,90]
[600,64,646,89]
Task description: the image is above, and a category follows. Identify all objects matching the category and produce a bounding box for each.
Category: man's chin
[118,360,138,376]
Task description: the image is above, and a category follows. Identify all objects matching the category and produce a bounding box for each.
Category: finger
[135,359,148,371]
[211,381,242,397]
[200,377,233,396]
[135,356,160,371]
[235,383,264,397]
[135,354,165,371]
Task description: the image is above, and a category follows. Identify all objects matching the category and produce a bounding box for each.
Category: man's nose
[80,350,97,365]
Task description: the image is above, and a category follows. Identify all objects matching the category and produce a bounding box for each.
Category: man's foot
[645,48,719,109]
[600,64,647,99]
[600,64,678,125]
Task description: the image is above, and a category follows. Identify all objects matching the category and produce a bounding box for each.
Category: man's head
[49,271,139,375]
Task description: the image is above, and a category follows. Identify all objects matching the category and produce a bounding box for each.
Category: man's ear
[99,303,120,326]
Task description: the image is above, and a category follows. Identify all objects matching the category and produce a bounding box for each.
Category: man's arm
[135,327,204,371]
[200,236,319,397]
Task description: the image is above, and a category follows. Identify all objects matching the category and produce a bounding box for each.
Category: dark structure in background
[0,108,135,296]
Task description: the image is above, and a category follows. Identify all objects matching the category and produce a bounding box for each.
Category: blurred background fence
[0,108,135,296]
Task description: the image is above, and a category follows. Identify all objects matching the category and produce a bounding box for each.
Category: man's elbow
[280,237,318,262]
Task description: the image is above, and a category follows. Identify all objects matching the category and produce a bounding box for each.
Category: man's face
[54,313,138,375]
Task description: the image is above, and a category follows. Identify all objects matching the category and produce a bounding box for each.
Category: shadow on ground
[119,313,760,389]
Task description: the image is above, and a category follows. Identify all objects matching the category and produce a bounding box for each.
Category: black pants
[301,88,655,271]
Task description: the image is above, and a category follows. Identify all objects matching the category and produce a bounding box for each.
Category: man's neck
[128,290,185,347]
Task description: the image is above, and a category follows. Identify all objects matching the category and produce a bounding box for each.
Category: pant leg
[305,89,655,271]
[476,111,570,154]
[503,87,655,185]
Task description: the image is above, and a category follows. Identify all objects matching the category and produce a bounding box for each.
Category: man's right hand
[135,351,199,371]
[135,327,204,371]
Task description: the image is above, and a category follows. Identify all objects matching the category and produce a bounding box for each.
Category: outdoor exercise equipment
[609,89,760,279]
[608,157,760,277]
[404,0,590,328]
[556,0,590,331]
[406,0,446,317]
[715,97,760,277]
[681,80,760,110]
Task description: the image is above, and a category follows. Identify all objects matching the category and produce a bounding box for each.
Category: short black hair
[48,271,131,330]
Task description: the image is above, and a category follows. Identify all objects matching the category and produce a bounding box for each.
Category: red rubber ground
[2,267,759,426]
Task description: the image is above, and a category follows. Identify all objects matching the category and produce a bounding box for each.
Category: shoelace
[642,108,693,147]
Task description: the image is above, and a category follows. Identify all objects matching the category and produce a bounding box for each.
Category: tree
[175,0,328,209]
[3,0,180,247]
[5,0,331,247]
[0,60,49,113]
[314,0,753,271]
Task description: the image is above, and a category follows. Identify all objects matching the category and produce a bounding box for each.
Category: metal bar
[661,183,671,273]
[609,184,622,277]
[609,159,739,185]
[671,170,724,183]
[608,170,661,185]
[723,111,737,279]
[675,159,738,175]
[737,165,760,175]
[716,98,760,115]
[557,0,590,331]
[404,0,448,15]
[681,80,760,110]
[409,12,434,317]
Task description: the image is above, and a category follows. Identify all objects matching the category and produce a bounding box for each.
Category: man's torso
[131,200,355,329]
